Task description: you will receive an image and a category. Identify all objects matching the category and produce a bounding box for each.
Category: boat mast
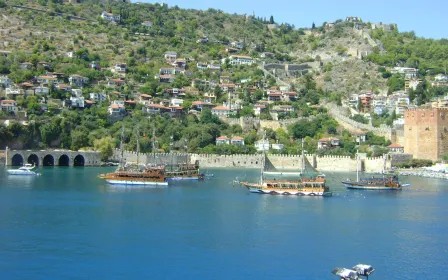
[260,132,266,185]
[170,135,174,171]
[184,139,189,165]
[152,118,156,164]
[136,126,140,166]
[301,138,305,176]
[120,122,124,168]
[356,149,359,182]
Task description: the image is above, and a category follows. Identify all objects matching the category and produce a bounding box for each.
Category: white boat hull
[343,183,401,190]
[263,171,302,176]
[105,179,168,186]
[248,187,329,196]
[167,177,200,181]
[7,170,38,175]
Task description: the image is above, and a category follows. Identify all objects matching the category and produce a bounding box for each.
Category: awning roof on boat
[332,268,359,279]
[352,264,375,276]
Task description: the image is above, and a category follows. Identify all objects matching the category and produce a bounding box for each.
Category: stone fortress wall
[117,150,389,173]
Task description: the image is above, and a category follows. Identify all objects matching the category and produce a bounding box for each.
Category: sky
[138,0,447,39]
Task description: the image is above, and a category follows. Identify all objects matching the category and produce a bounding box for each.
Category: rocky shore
[397,169,448,180]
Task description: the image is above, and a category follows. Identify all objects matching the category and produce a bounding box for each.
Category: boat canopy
[331,268,359,280]
[352,264,375,276]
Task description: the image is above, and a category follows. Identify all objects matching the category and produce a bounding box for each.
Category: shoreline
[397,169,448,180]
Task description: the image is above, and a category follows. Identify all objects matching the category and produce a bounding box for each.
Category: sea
[0,167,447,280]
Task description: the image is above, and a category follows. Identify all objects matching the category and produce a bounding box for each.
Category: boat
[239,138,332,196]
[165,161,204,180]
[100,165,167,186]
[342,152,401,190]
[7,163,39,176]
[100,124,168,186]
[164,136,204,180]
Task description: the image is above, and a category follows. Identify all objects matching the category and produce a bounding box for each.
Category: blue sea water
[0,167,447,280]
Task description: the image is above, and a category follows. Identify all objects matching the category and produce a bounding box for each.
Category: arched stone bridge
[5,149,101,166]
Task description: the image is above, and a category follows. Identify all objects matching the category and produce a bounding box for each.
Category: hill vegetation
[0,0,446,160]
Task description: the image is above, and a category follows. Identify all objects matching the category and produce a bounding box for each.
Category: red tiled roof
[319,137,339,142]
[169,106,183,109]
[140,94,152,98]
[147,104,167,109]
[212,106,230,111]
[387,143,403,148]
[39,76,57,79]
[268,92,282,96]
[216,136,229,140]
[231,136,244,141]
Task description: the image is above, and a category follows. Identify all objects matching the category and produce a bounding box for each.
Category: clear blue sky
[138,0,446,39]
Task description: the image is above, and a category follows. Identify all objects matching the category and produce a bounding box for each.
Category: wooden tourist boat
[100,124,168,186]
[165,161,204,180]
[239,139,332,196]
[342,153,401,190]
[100,165,168,186]
[163,137,204,181]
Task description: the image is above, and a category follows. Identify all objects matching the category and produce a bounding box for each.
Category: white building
[34,87,49,95]
[0,100,18,114]
[211,106,231,116]
[255,139,270,152]
[101,11,120,22]
[0,76,11,88]
[221,55,254,66]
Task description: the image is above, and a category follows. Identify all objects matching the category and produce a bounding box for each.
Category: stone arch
[27,154,40,166]
[58,154,70,166]
[73,154,85,166]
[11,154,24,166]
[43,154,54,166]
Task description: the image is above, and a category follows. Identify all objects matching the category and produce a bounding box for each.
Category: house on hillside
[231,136,245,146]
[164,52,177,63]
[113,63,127,75]
[216,136,230,145]
[37,75,58,86]
[260,52,274,58]
[69,74,89,88]
[0,100,18,114]
[141,21,153,27]
[0,76,11,88]
[107,78,125,88]
[255,139,270,152]
[34,87,49,95]
[387,143,404,153]
[268,92,282,102]
[108,103,126,116]
[159,75,175,83]
[230,41,244,49]
[317,138,340,149]
[253,103,267,116]
[391,67,418,79]
[211,106,231,117]
[20,62,33,70]
[101,11,120,22]
[222,55,254,66]
[172,58,186,69]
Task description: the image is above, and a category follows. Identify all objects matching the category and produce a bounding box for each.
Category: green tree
[94,137,115,161]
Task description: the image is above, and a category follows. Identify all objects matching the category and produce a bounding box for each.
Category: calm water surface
[0,167,447,279]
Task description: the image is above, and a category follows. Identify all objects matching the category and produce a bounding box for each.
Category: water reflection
[3,174,38,189]
[105,184,169,193]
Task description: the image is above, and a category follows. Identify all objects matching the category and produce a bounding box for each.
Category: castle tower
[404,108,448,161]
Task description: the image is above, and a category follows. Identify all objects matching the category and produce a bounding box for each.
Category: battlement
[405,107,448,112]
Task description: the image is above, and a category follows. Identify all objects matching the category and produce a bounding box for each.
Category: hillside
[0,0,446,160]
